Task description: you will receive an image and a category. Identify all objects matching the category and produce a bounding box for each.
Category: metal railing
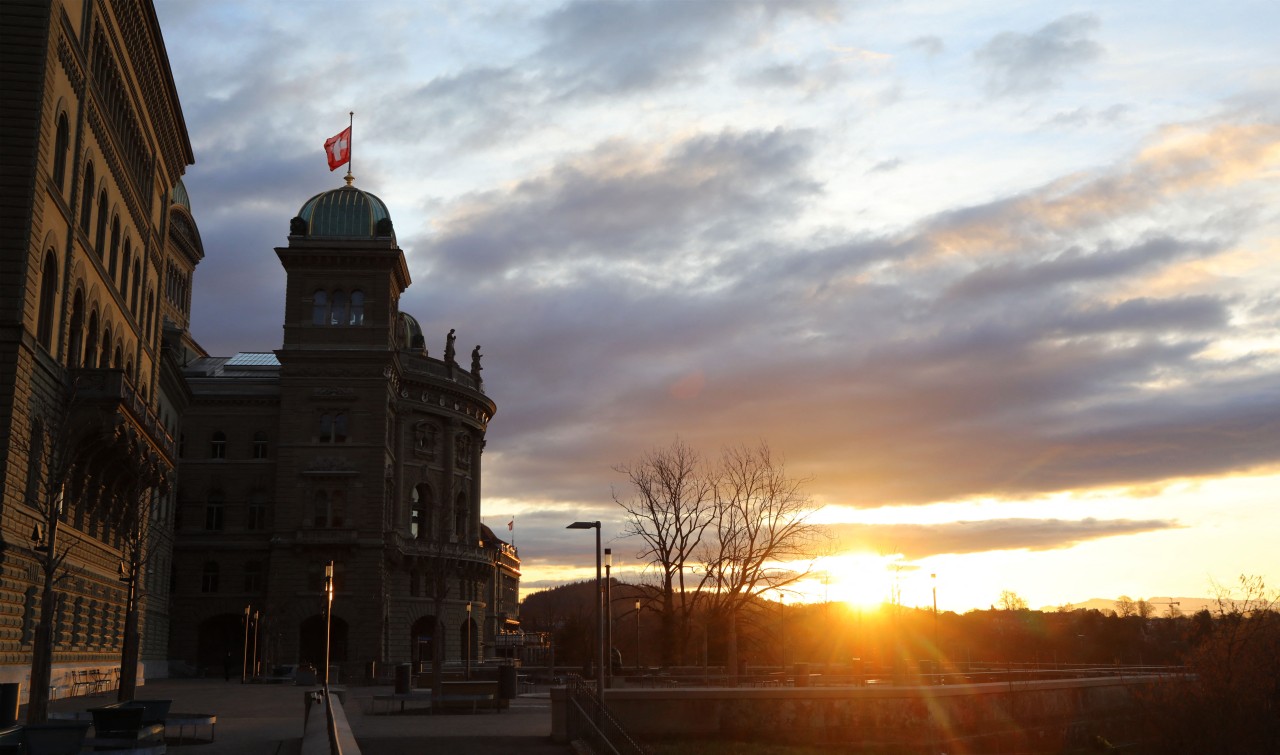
[565,675,649,755]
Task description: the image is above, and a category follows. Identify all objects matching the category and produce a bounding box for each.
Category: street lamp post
[465,602,472,680]
[634,599,642,671]
[324,561,334,690]
[241,604,251,684]
[566,521,604,697]
[250,610,260,679]
[603,548,612,688]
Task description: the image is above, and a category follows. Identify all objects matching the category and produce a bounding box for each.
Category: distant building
[171,179,517,679]
[0,0,517,697]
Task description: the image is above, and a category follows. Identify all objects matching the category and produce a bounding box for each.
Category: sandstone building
[171,180,520,680]
[0,0,196,703]
[0,0,517,701]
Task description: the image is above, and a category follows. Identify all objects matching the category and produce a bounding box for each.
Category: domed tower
[230,180,505,678]
[277,183,409,351]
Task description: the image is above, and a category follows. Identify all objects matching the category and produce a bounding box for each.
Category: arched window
[98,325,110,367]
[200,561,219,593]
[311,290,328,325]
[112,341,122,369]
[252,430,268,459]
[68,292,84,368]
[410,488,421,539]
[454,492,468,542]
[108,218,120,277]
[36,251,58,350]
[130,261,141,313]
[121,239,132,299]
[210,431,226,459]
[410,484,432,540]
[330,291,348,325]
[349,291,364,325]
[94,191,108,255]
[52,113,70,192]
[84,310,98,369]
[79,162,94,233]
[145,292,155,335]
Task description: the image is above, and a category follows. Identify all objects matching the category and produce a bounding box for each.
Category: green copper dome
[294,184,394,239]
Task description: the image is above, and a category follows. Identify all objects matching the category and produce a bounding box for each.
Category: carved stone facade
[0,0,197,700]
[169,184,518,680]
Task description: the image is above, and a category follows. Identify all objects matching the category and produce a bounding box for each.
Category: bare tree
[23,377,82,723]
[998,590,1028,612]
[113,468,167,701]
[697,442,822,678]
[1115,595,1137,618]
[613,439,714,665]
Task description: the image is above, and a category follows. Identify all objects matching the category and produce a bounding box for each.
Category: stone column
[470,433,483,542]
[442,419,457,541]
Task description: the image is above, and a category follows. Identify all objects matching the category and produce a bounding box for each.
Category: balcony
[70,368,176,462]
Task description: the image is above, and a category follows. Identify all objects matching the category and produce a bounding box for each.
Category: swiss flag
[324,127,351,171]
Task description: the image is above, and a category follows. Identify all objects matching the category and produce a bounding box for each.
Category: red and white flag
[324,126,351,171]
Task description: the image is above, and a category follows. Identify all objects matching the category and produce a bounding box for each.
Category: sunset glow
[156,0,1280,613]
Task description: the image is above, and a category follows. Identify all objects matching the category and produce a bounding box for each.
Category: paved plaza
[25,677,569,754]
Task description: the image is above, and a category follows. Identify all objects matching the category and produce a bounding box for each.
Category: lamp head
[566,521,599,530]
[604,548,612,568]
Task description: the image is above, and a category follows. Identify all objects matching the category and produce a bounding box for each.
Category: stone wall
[592,676,1161,752]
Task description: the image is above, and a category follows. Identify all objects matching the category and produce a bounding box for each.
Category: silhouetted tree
[613,438,714,665]
[696,442,822,678]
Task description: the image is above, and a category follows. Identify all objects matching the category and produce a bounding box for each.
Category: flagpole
[347,111,354,183]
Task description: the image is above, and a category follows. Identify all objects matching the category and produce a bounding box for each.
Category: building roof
[295,183,394,240]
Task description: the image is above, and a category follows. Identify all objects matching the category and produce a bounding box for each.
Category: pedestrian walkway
[24,677,569,754]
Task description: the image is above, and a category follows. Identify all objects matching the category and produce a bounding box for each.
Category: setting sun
[798,553,903,609]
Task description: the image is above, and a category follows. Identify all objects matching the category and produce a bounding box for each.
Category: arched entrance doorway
[197,614,246,679]
[298,614,348,670]
[410,615,436,671]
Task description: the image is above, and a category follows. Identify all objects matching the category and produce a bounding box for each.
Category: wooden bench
[433,692,495,714]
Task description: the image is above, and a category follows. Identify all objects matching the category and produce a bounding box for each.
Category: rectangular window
[200,562,219,593]
[247,499,267,530]
[205,498,224,531]
[244,561,263,593]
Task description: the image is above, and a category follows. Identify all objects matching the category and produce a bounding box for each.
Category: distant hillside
[1042,597,1216,615]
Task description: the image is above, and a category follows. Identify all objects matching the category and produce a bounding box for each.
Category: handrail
[565,675,649,755]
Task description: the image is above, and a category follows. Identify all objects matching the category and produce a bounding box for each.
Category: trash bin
[394,663,412,694]
[0,683,17,727]
[498,664,518,699]
[793,663,810,687]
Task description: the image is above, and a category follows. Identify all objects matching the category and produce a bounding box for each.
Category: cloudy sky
[154,0,1280,612]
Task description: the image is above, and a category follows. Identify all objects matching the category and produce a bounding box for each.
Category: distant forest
[524,580,1207,671]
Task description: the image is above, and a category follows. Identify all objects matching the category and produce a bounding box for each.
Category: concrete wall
[594,677,1160,751]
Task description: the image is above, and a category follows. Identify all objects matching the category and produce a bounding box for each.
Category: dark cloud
[536,0,842,97]
[405,120,1280,511]
[418,128,820,280]
[825,518,1179,559]
[943,237,1221,302]
[975,14,1103,96]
